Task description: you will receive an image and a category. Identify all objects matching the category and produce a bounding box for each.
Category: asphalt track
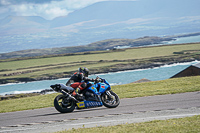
[0,91,200,133]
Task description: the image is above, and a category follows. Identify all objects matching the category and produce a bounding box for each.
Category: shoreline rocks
[0,89,54,100]
[132,78,151,83]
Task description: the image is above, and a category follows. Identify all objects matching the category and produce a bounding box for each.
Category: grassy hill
[0,42,200,84]
[0,36,174,59]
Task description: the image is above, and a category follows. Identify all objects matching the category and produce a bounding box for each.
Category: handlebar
[95,76,104,83]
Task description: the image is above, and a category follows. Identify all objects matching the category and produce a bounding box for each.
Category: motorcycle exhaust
[60,90,79,102]
[50,84,79,102]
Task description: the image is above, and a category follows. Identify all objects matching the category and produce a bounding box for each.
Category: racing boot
[72,88,84,101]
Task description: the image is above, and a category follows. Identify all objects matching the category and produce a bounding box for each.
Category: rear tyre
[101,91,120,108]
[54,94,76,113]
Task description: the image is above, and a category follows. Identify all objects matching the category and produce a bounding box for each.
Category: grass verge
[56,115,200,133]
[114,75,200,99]
[0,76,200,113]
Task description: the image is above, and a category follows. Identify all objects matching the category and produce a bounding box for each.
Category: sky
[0,0,137,20]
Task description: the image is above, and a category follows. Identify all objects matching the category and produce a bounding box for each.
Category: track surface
[0,91,200,132]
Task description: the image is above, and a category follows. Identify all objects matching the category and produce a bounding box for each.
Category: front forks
[106,91,115,101]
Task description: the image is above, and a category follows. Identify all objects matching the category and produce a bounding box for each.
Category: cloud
[9,3,69,19]
[0,0,11,5]
[0,0,59,5]
[0,0,137,20]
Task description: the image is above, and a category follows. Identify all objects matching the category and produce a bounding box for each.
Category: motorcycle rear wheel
[101,91,120,108]
[54,94,76,113]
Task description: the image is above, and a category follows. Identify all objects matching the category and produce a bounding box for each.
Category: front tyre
[54,94,75,113]
[101,91,120,108]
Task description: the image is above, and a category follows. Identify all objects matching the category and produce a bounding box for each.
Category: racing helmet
[79,67,89,77]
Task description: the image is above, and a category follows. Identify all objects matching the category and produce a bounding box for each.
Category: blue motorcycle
[50,77,120,113]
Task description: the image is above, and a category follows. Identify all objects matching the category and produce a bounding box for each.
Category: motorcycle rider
[66,67,95,97]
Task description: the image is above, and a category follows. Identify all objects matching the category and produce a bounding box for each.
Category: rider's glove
[91,78,95,82]
[95,78,101,83]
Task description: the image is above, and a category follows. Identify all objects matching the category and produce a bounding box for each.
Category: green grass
[0,76,200,113]
[0,61,123,79]
[0,43,200,83]
[114,76,200,99]
[1,43,200,70]
[56,115,200,133]
[0,93,58,113]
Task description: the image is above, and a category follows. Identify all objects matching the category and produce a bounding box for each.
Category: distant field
[0,43,200,83]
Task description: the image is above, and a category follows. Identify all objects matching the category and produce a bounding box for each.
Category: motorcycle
[50,77,120,113]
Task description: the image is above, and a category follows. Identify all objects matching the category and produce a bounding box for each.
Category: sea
[0,60,199,96]
[0,35,200,96]
[149,35,200,46]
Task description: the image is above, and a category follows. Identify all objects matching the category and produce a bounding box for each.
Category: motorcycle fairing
[99,83,110,93]
[76,101,85,108]
[87,80,110,94]
[76,101,103,108]
[87,82,98,94]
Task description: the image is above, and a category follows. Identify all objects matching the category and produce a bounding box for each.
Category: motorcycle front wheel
[101,90,120,108]
[54,94,76,113]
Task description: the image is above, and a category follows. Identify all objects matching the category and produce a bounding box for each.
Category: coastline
[0,59,199,97]
[0,89,54,100]
[0,57,199,85]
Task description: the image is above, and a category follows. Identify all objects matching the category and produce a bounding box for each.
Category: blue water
[149,35,200,47]
[165,35,200,44]
[0,61,199,95]
[0,35,200,95]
